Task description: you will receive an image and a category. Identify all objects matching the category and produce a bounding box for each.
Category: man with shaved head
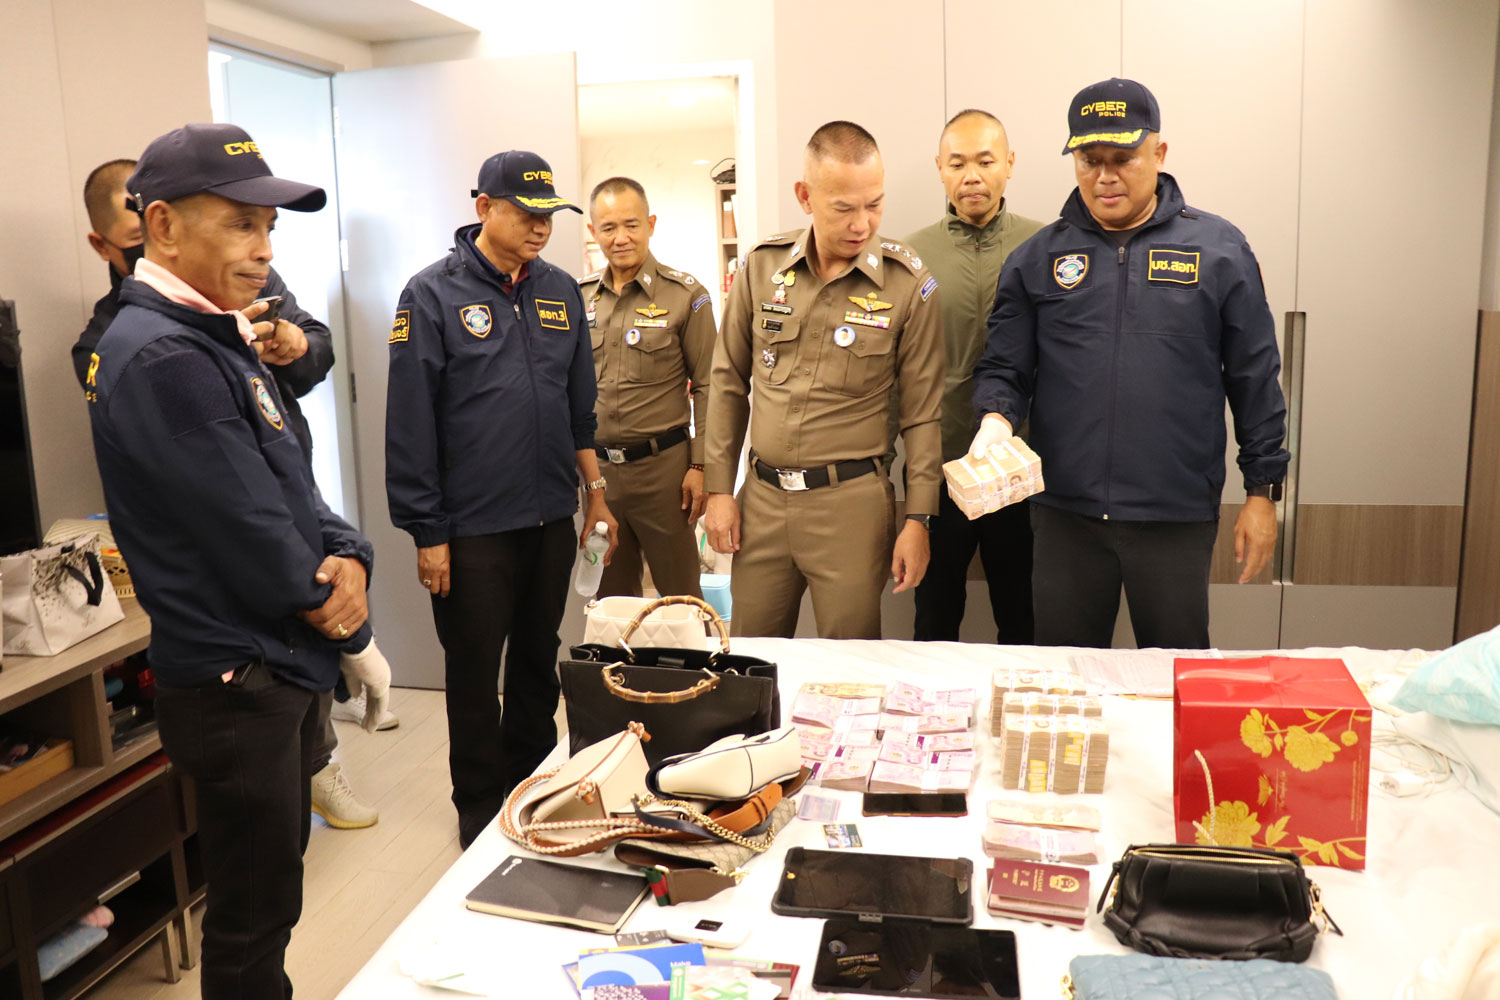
[973,79,1288,649]
[904,109,1044,643]
[704,121,944,638]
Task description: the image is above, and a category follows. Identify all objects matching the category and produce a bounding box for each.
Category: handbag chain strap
[631,793,774,853]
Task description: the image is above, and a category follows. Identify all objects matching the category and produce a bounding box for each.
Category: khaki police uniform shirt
[704,228,945,515]
[580,253,716,464]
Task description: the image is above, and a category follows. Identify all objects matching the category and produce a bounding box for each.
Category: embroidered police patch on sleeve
[250,376,284,430]
[1147,248,1201,285]
[1054,254,1089,289]
[389,309,410,344]
[691,293,712,312]
[535,299,569,330]
[460,304,492,338]
[920,276,938,301]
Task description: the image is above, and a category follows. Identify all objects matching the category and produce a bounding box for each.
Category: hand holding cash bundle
[944,437,1044,519]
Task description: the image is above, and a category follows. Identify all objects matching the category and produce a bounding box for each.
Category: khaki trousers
[598,440,704,599]
[730,468,894,639]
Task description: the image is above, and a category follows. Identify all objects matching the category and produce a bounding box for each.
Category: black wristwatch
[1246,483,1284,501]
[905,514,933,528]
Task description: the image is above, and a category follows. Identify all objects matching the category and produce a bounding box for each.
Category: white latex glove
[340,639,392,734]
[968,413,1014,459]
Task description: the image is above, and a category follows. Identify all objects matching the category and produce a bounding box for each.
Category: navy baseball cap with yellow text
[127,123,326,212]
[1061,78,1161,154]
[471,150,582,214]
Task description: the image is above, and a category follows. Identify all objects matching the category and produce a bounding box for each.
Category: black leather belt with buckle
[596,426,689,465]
[753,456,878,492]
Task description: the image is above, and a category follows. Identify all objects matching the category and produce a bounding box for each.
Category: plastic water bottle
[573,521,610,595]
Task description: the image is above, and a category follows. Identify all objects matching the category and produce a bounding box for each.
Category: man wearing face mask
[704,121,944,638]
[579,177,715,600]
[73,156,392,831]
[903,109,1045,644]
[972,79,1289,649]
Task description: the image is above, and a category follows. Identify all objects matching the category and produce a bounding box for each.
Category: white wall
[2,0,211,533]
[581,128,736,320]
[369,0,778,250]
[205,0,375,71]
[1483,21,1500,313]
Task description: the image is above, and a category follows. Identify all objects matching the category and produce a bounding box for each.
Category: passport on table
[465,855,650,933]
[986,857,1091,929]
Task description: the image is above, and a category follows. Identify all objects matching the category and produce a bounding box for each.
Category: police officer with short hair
[580,177,715,599]
[972,79,1289,649]
[386,151,617,848]
[87,123,381,998]
[704,121,944,639]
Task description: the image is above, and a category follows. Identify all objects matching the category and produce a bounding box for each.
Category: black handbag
[560,596,780,765]
[1097,844,1340,963]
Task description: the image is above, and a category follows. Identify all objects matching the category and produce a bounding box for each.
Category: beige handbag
[583,595,707,651]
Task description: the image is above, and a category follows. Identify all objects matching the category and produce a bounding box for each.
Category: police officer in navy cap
[972,79,1289,649]
[86,122,388,999]
[386,150,618,849]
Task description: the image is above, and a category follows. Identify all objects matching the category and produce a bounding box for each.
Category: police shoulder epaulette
[656,266,703,290]
[878,239,924,272]
[755,231,800,250]
[580,269,604,286]
[1179,209,1200,220]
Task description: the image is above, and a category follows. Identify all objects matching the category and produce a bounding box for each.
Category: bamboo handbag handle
[601,663,721,703]
[616,593,731,661]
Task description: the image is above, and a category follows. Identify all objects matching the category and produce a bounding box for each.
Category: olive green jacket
[905,201,1046,461]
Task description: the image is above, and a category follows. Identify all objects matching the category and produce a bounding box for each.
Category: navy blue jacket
[87,279,374,690]
[973,174,1289,522]
[75,266,334,461]
[385,226,595,547]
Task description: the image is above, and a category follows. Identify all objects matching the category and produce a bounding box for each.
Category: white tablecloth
[335,640,1500,999]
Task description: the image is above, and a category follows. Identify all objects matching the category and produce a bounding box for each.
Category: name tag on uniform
[843,310,890,330]
[535,298,570,329]
[761,318,783,333]
[1147,249,1201,285]
[761,302,793,315]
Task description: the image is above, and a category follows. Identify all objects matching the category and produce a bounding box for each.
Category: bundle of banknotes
[943,437,1045,520]
[998,714,1109,795]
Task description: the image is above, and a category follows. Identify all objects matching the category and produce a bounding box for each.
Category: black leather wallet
[1097,844,1340,963]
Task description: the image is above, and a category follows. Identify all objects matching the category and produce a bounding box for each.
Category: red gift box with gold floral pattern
[1173,657,1371,870]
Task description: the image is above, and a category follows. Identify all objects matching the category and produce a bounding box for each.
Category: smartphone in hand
[251,295,283,339]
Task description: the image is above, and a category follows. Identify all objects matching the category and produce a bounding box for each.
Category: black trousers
[156,663,320,1000]
[430,520,574,846]
[913,490,1034,644]
[1030,503,1218,649]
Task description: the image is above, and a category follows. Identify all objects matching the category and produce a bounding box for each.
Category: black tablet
[810,920,1020,999]
[770,847,973,924]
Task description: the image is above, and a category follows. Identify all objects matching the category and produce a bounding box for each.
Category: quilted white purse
[583,595,707,651]
[1066,954,1339,1000]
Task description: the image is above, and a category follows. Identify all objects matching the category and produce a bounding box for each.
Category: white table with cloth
[335,639,1500,999]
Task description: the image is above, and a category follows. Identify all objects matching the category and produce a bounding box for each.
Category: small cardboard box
[0,738,75,808]
[1174,657,1371,869]
[944,438,1044,519]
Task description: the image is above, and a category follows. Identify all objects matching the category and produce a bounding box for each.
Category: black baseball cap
[127,123,326,213]
[471,150,581,214]
[1061,78,1161,154]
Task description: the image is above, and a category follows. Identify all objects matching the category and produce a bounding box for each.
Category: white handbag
[1,533,125,656]
[646,727,805,800]
[583,595,707,651]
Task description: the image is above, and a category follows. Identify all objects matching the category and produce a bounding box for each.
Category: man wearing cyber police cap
[972,79,1289,649]
[386,150,617,849]
[86,122,388,998]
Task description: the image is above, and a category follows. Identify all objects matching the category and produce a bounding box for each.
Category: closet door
[1283,0,1497,649]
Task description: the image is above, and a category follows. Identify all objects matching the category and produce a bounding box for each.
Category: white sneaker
[310,762,378,829]
[331,694,399,731]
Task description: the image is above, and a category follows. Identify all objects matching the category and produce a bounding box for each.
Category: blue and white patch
[1053,254,1089,290]
[919,276,938,301]
[691,293,712,313]
[460,304,493,338]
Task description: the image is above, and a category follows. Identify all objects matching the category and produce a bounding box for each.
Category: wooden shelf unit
[0,601,201,998]
[716,183,738,296]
